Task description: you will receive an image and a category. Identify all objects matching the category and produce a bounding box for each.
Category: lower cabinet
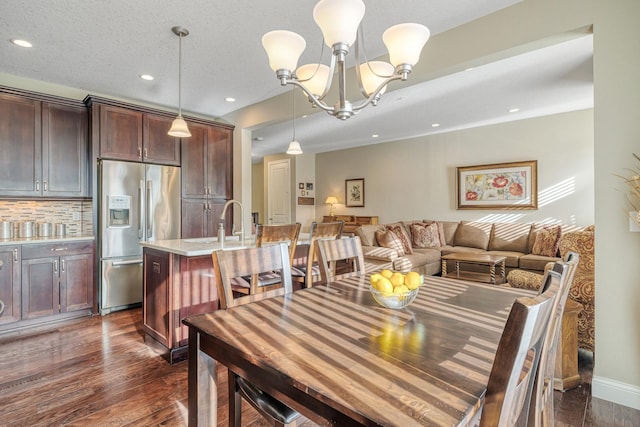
[0,246,21,324]
[20,241,94,321]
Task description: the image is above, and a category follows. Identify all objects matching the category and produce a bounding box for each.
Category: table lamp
[325,196,338,217]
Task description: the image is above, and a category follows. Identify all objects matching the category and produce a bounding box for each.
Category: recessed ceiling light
[508,108,520,113]
[371,134,379,138]
[301,115,308,119]
[465,67,475,72]
[11,39,32,48]
[431,123,440,127]
[225,97,236,102]
[253,137,264,141]
[139,74,154,81]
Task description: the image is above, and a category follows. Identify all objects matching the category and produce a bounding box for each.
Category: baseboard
[592,375,640,411]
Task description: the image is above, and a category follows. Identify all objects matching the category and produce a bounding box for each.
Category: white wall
[294,153,316,233]
[316,109,594,226]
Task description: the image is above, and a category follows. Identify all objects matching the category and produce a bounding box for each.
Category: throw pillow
[531,225,562,257]
[410,222,442,248]
[375,229,405,256]
[385,223,413,254]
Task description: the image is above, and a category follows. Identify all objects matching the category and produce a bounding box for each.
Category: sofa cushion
[362,246,400,261]
[385,223,413,254]
[453,221,493,250]
[486,250,525,268]
[531,225,562,256]
[489,222,532,253]
[393,249,440,272]
[441,246,485,255]
[375,229,405,256]
[409,222,442,248]
[424,220,458,245]
[355,224,385,247]
[518,254,560,272]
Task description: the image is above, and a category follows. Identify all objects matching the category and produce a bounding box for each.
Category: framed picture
[345,178,365,207]
[298,182,304,190]
[456,160,537,210]
[306,182,314,191]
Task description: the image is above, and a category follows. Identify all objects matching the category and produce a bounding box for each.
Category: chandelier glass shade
[262,0,430,120]
[168,26,191,138]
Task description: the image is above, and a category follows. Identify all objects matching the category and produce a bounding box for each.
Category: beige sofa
[355,220,579,276]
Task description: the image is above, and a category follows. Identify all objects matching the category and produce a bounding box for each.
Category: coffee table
[441,252,507,285]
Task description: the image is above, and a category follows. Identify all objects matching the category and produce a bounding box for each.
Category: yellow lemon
[393,284,409,295]
[404,271,422,290]
[375,277,394,294]
[380,269,393,279]
[390,272,405,287]
[369,273,382,286]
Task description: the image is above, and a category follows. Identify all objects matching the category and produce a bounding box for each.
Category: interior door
[267,159,291,225]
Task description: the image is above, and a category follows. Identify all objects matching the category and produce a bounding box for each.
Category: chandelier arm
[351,74,403,112]
[319,52,337,100]
[284,80,335,113]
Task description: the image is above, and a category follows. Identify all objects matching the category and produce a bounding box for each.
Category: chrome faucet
[220,200,245,245]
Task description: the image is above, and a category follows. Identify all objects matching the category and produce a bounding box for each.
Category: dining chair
[479,269,561,427]
[291,221,344,288]
[315,235,366,285]
[530,252,580,427]
[232,223,301,295]
[211,243,301,426]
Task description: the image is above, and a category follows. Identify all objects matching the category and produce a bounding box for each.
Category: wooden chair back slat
[480,269,561,427]
[293,221,344,288]
[213,243,293,309]
[316,236,366,285]
[251,223,301,294]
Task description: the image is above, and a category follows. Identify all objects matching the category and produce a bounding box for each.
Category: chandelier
[262,0,430,120]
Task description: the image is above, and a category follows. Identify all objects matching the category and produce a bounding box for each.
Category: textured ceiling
[0,0,592,161]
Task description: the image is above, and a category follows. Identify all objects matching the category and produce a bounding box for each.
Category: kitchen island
[140,236,252,363]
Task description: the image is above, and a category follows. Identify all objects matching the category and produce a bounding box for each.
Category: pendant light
[168,26,191,138]
[286,88,303,155]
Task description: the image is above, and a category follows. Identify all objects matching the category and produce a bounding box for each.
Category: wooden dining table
[182,275,534,426]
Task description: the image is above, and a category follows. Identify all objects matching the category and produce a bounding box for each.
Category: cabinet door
[143,249,170,347]
[60,253,93,312]
[206,126,233,199]
[143,114,180,165]
[208,199,231,237]
[42,103,89,197]
[21,257,59,319]
[0,246,21,324]
[181,199,209,239]
[181,122,208,198]
[99,105,143,161]
[0,93,41,196]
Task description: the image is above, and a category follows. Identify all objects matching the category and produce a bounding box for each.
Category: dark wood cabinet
[0,93,42,196]
[42,102,89,197]
[181,199,229,239]
[143,248,170,347]
[0,90,89,198]
[0,246,21,324]
[93,100,181,165]
[21,242,94,320]
[98,104,143,161]
[143,114,180,165]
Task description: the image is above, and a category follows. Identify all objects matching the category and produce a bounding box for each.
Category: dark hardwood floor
[0,308,637,426]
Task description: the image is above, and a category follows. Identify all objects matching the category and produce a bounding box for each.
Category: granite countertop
[141,233,310,257]
[0,234,95,247]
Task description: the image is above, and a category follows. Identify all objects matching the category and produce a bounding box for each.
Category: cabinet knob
[13,249,18,262]
[138,147,142,158]
[54,260,58,274]
[35,180,40,191]
[61,260,65,273]
[43,180,48,191]
[144,148,148,159]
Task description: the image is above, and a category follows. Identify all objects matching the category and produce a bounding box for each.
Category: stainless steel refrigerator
[99,160,181,314]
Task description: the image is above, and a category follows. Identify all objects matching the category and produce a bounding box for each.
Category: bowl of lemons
[369,269,423,309]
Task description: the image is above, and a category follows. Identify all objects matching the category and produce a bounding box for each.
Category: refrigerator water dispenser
[108,195,131,227]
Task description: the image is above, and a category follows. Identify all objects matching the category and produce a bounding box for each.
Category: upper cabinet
[0,89,89,198]
[181,121,233,199]
[89,98,180,166]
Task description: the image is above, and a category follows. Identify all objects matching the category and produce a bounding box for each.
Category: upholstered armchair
[506,226,595,352]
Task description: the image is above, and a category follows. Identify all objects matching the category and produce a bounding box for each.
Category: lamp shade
[325,196,338,205]
[168,115,191,138]
[262,30,306,72]
[286,140,303,155]
[383,23,430,67]
[296,63,331,97]
[313,0,365,48]
[359,61,395,96]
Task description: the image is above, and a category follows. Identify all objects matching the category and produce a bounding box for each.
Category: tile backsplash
[0,200,93,236]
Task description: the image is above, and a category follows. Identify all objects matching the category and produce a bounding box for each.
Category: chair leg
[228,371,242,427]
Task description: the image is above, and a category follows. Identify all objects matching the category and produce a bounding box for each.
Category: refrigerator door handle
[112,259,144,266]
[138,182,144,239]
[147,180,153,238]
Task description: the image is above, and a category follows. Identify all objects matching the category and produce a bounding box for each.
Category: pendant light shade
[262,30,306,73]
[168,26,191,138]
[296,63,331,98]
[383,23,431,68]
[286,140,303,155]
[313,0,365,47]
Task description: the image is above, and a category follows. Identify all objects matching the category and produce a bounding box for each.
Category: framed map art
[456,160,537,210]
